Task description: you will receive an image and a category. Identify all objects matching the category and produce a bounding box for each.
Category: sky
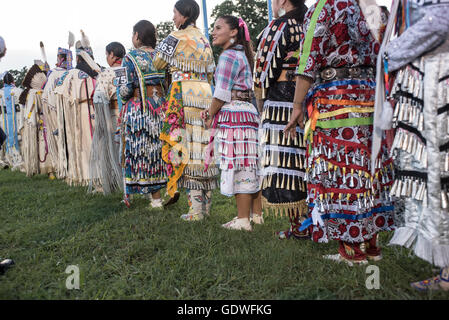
[0,0,391,72]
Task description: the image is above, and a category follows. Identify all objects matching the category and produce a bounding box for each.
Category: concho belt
[231,90,254,102]
[318,66,375,82]
[172,71,208,82]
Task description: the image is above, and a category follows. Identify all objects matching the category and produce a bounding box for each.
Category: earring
[278,7,286,17]
[230,38,235,45]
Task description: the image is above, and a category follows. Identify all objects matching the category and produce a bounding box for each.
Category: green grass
[0,168,448,300]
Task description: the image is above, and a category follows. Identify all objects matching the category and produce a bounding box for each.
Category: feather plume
[40,41,48,63]
[79,51,101,73]
[80,30,91,49]
[68,31,75,49]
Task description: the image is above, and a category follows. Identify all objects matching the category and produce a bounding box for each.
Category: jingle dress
[119,49,167,199]
[373,0,449,268]
[0,84,23,170]
[211,46,261,197]
[254,12,308,238]
[154,25,218,216]
[297,0,395,258]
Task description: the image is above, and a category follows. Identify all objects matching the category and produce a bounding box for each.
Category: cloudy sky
[0,0,391,72]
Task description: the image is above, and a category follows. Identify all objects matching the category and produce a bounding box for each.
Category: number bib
[113,67,128,87]
[156,35,180,58]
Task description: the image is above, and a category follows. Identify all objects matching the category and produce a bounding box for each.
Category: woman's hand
[200,110,209,120]
[204,118,213,129]
[284,105,304,138]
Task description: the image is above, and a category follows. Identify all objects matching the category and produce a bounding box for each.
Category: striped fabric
[214,45,252,103]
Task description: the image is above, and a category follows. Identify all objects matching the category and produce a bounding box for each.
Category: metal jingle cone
[417,182,425,201]
[365,175,370,189]
[322,160,327,173]
[445,153,449,172]
[333,167,338,182]
[447,116,449,135]
[422,149,428,168]
[338,195,343,211]
[349,172,355,188]
[395,179,403,198]
[336,149,342,163]
[342,168,347,184]
[423,187,428,206]
[398,99,405,122]
[411,179,419,199]
[316,161,321,176]
[401,132,409,152]
[407,135,414,154]
[357,195,363,211]
[401,178,408,197]
[357,171,363,187]
[418,113,424,132]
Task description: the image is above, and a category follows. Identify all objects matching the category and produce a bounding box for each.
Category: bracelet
[293,101,302,106]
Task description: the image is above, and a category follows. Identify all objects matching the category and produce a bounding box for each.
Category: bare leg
[251,191,262,215]
[151,190,161,200]
[235,194,252,220]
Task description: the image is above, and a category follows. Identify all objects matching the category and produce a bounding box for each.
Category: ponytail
[219,15,254,71]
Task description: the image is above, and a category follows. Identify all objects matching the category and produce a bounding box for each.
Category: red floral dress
[297,0,394,243]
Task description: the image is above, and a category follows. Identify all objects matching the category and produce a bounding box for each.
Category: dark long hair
[175,0,200,30]
[219,15,255,71]
[284,0,308,23]
[133,20,157,48]
[3,72,14,85]
[106,42,126,59]
[76,56,98,78]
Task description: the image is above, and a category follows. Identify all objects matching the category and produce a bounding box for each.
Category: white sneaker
[222,217,252,231]
[250,213,264,225]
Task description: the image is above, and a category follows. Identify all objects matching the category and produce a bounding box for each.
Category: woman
[201,16,262,231]
[1,73,23,171]
[42,41,74,180]
[89,42,126,195]
[154,0,218,221]
[254,0,309,238]
[119,20,167,209]
[285,0,394,265]
[373,0,449,291]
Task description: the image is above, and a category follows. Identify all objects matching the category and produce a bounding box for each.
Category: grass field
[0,168,448,300]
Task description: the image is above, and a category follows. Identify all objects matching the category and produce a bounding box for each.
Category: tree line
[3,0,268,89]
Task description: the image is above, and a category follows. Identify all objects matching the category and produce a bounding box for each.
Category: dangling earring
[278,7,286,17]
[229,38,235,45]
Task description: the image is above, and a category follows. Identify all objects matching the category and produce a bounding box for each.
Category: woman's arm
[201,98,225,129]
[284,75,313,137]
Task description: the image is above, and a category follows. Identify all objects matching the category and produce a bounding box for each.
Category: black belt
[318,66,375,82]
